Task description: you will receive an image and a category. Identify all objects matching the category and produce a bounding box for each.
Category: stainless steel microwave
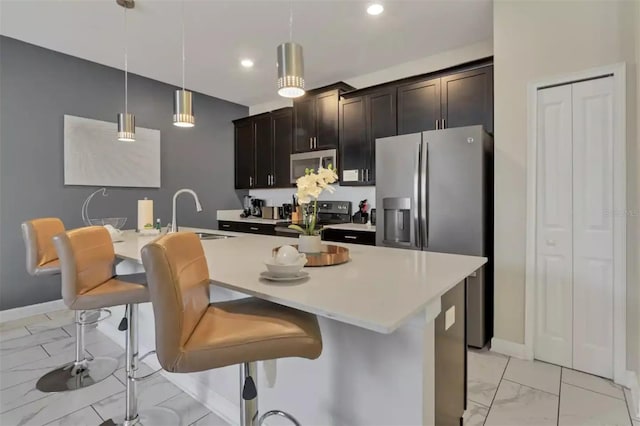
[290,149,337,184]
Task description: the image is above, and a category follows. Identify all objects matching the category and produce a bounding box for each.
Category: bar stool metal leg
[36,310,118,393]
[102,304,178,426]
[240,362,301,426]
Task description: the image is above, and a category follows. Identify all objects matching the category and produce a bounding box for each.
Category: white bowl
[264,257,307,277]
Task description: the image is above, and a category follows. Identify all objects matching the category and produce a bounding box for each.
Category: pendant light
[117,0,135,142]
[173,0,194,127]
[276,5,305,98]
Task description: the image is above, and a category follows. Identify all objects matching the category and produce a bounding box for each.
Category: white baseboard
[97,321,239,425]
[490,337,533,360]
[0,299,66,323]
[623,370,640,420]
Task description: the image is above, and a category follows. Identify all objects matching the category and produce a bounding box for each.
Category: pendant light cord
[124,6,128,115]
[181,0,185,90]
[289,2,293,41]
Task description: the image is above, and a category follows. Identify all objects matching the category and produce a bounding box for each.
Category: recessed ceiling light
[367,3,384,16]
[240,59,254,68]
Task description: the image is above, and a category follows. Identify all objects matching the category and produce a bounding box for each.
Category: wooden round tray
[273,244,350,267]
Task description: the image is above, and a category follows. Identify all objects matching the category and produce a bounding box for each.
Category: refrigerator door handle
[414,142,421,249]
[421,144,428,248]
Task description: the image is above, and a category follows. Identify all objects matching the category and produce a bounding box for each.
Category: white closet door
[534,85,574,368]
[571,77,614,379]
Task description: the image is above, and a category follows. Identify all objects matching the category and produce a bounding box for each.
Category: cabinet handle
[310,137,312,149]
[222,224,230,228]
[344,235,358,240]
[249,176,253,187]
[435,119,439,130]
[268,175,272,186]
[442,118,446,129]
[250,227,259,231]
[315,137,317,149]
[366,169,369,181]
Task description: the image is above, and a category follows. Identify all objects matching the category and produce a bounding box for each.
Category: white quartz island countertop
[114,228,486,334]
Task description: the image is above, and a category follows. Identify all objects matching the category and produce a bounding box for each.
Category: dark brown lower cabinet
[321,228,375,246]
[218,221,276,235]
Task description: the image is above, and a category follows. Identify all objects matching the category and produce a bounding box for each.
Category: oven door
[290,149,337,183]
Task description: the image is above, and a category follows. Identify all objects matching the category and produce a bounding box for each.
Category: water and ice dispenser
[382,197,412,246]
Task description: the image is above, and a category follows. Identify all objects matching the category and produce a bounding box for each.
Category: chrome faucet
[169,189,203,233]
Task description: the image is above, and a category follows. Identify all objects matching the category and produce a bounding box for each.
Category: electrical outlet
[445,306,455,331]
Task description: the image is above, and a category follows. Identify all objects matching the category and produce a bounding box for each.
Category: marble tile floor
[1,310,638,426]
[466,348,639,426]
[0,310,227,426]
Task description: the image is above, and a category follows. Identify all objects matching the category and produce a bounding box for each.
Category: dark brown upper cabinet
[340,86,397,186]
[397,65,494,135]
[397,77,440,135]
[293,82,354,153]
[253,113,273,189]
[233,108,293,190]
[234,117,255,189]
[271,108,293,188]
[441,66,494,134]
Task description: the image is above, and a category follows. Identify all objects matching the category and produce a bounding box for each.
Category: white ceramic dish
[260,271,309,282]
[264,257,307,276]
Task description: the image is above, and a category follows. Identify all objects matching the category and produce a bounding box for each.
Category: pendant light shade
[277,42,305,98]
[117,112,136,142]
[173,89,194,127]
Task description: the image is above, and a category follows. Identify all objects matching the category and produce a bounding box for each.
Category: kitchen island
[100,228,486,425]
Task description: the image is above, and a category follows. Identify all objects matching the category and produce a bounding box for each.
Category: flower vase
[298,235,322,254]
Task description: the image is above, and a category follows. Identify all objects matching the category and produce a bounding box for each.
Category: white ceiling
[0,0,493,106]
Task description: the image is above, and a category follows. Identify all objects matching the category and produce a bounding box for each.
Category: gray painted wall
[0,36,248,310]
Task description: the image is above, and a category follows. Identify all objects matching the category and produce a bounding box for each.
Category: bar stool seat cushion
[170,297,322,373]
[35,259,61,276]
[70,276,149,311]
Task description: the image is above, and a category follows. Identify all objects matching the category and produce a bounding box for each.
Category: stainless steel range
[274,201,351,237]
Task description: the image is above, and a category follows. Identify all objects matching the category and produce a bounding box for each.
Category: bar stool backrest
[53,226,116,306]
[141,232,211,371]
[21,218,65,275]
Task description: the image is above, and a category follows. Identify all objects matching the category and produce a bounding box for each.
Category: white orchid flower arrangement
[288,165,339,236]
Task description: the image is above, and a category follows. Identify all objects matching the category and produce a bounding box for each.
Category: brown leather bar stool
[136,232,322,426]
[39,226,149,395]
[22,218,111,392]
[52,226,177,426]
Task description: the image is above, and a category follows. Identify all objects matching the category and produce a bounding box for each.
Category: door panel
[571,77,614,378]
[234,119,254,189]
[368,89,397,183]
[316,91,339,149]
[293,97,315,152]
[441,67,494,134]
[254,115,273,188]
[397,78,440,135]
[340,96,368,182]
[272,109,293,188]
[534,85,573,368]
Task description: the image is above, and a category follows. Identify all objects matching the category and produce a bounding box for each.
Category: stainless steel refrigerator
[375,125,493,348]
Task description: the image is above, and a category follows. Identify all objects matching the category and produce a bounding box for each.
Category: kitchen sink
[194,232,235,240]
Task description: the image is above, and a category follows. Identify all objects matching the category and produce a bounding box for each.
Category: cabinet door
[293,97,315,152]
[272,108,293,188]
[234,119,254,189]
[397,78,441,135]
[316,91,340,149]
[367,88,397,183]
[441,66,493,134]
[253,115,273,188]
[340,96,368,184]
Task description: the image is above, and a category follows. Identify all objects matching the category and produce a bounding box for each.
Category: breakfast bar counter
[100,228,486,425]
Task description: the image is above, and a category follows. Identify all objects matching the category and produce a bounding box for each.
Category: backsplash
[249,186,376,210]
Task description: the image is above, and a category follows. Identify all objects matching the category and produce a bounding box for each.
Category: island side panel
[99,280,438,425]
